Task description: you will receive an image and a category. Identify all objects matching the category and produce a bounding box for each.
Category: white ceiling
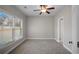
[16,5,65,16]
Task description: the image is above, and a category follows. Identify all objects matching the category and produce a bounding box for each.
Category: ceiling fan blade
[33,9,40,11]
[40,5,48,7]
[46,11,50,14]
[39,12,42,15]
[47,7,55,10]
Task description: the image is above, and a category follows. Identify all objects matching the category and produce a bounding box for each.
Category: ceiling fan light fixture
[33,5,55,15]
[41,9,46,12]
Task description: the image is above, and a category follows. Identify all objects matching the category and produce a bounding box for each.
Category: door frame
[57,16,64,44]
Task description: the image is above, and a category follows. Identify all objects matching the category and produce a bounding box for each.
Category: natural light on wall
[0,12,23,47]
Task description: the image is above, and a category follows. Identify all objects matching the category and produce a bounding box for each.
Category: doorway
[58,17,64,44]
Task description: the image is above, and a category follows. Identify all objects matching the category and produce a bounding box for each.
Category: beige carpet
[10,39,71,54]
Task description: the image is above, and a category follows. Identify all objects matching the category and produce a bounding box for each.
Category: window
[13,17,23,40]
[0,12,23,46]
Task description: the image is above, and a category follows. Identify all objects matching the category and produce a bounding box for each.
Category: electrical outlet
[77,41,79,48]
[69,41,72,44]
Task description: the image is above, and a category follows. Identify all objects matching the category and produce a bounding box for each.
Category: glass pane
[13,17,23,40]
[0,12,13,46]
[2,27,12,43]
[0,11,23,49]
[0,26,3,45]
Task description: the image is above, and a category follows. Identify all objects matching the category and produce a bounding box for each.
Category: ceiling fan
[33,5,55,15]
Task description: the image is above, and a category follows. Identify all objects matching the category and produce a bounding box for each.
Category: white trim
[63,44,72,54]
[57,16,64,44]
[27,38,56,40]
[55,39,72,54]
[56,39,60,42]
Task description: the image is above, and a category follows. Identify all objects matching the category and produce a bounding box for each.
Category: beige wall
[72,6,79,54]
[54,6,72,52]
[26,16,55,39]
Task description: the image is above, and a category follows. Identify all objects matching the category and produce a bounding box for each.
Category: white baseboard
[63,44,72,54]
[56,39,60,43]
[27,38,56,40]
[55,40,72,54]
